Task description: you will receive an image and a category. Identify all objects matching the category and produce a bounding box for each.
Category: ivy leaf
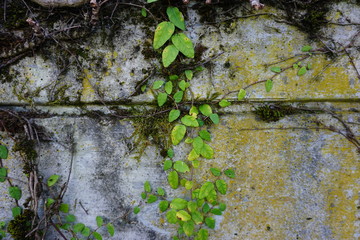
[173,91,184,103]
[265,79,273,92]
[169,109,181,122]
[171,124,186,145]
[187,149,200,161]
[134,207,140,214]
[192,160,200,168]
[157,187,165,196]
[176,210,191,221]
[224,169,235,178]
[0,167,7,182]
[210,208,222,215]
[195,229,208,240]
[163,160,173,170]
[166,209,178,224]
[199,104,212,116]
[174,161,190,173]
[96,216,103,227]
[187,201,197,213]
[199,182,214,199]
[172,33,194,58]
[147,0,158,2]
[167,7,185,30]
[107,223,115,237]
[205,217,215,229]
[219,99,231,107]
[66,214,76,222]
[152,80,164,89]
[141,192,147,199]
[193,136,204,154]
[147,195,158,203]
[215,179,227,195]
[210,168,221,177]
[144,181,151,192]
[171,198,188,210]
[189,106,199,115]
[141,8,147,17]
[192,211,204,225]
[185,70,193,80]
[185,180,194,190]
[0,145,8,159]
[209,113,219,124]
[297,66,307,76]
[301,45,312,52]
[183,220,195,236]
[219,203,226,211]
[200,144,213,159]
[165,81,173,94]
[168,171,179,189]
[159,201,169,212]
[178,80,187,91]
[59,203,69,213]
[163,45,179,67]
[153,21,175,49]
[82,227,91,237]
[73,223,85,233]
[206,189,217,204]
[169,75,179,81]
[202,203,210,213]
[93,232,103,240]
[46,198,55,207]
[47,175,60,187]
[181,115,199,127]
[199,130,211,141]
[167,149,174,158]
[237,89,246,100]
[157,92,168,106]
[270,67,281,73]
[293,63,299,69]
[9,186,22,200]
[12,207,21,217]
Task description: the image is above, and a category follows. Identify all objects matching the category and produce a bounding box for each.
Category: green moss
[254,105,296,122]
[7,209,34,240]
[13,139,37,174]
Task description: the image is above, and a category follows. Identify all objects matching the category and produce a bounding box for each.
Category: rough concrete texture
[0,1,360,240]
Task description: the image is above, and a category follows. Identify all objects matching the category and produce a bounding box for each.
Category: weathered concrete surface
[1,1,360,240]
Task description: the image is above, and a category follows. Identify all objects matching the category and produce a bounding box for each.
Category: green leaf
[293,63,299,69]
[205,217,215,229]
[96,216,104,227]
[0,168,7,182]
[47,175,60,187]
[144,181,151,193]
[178,80,187,91]
[159,201,169,212]
[12,207,21,217]
[66,214,76,222]
[219,203,226,211]
[270,67,281,73]
[0,146,8,159]
[187,149,199,161]
[141,8,147,17]
[134,207,140,214]
[163,160,173,170]
[180,178,187,187]
[185,70,193,80]
[307,63,312,70]
[167,7,185,30]
[185,138,193,144]
[162,44,179,67]
[185,180,193,190]
[195,229,208,240]
[141,84,147,92]
[153,80,164,89]
[209,113,219,124]
[147,195,158,203]
[219,99,231,107]
[107,223,115,237]
[171,124,186,145]
[301,45,312,52]
[176,210,191,221]
[192,211,204,225]
[141,192,147,199]
[0,221,5,229]
[46,198,54,207]
[265,79,273,92]
[173,91,184,103]
[187,201,197,213]
[167,148,174,158]
[157,92,168,107]
[202,203,210,213]
[197,199,205,207]
[199,104,212,116]
[169,75,179,81]
[82,227,91,237]
[199,130,211,141]
[153,21,175,49]
[192,160,200,168]
[297,66,307,76]
[199,182,215,199]
[59,203,69,213]
[181,115,199,127]
[165,81,173,94]
[237,89,246,101]
[183,220,195,236]
[210,168,221,176]
[206,189,217,204]
[168,171,179,189]
[211,208,222,215]
[93,232,103,240]
[74,223,85,233]
[166,209,178,224]
[147,0,158,2]
[174,161,190,173]
[9,186,21,200]
[193,137,204,154]
[216,179,227,195]
[224,169,235,178]
[171,198,188,210]
[172,33,194,58]
[189,106,199,115]
[200,144,214,159]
